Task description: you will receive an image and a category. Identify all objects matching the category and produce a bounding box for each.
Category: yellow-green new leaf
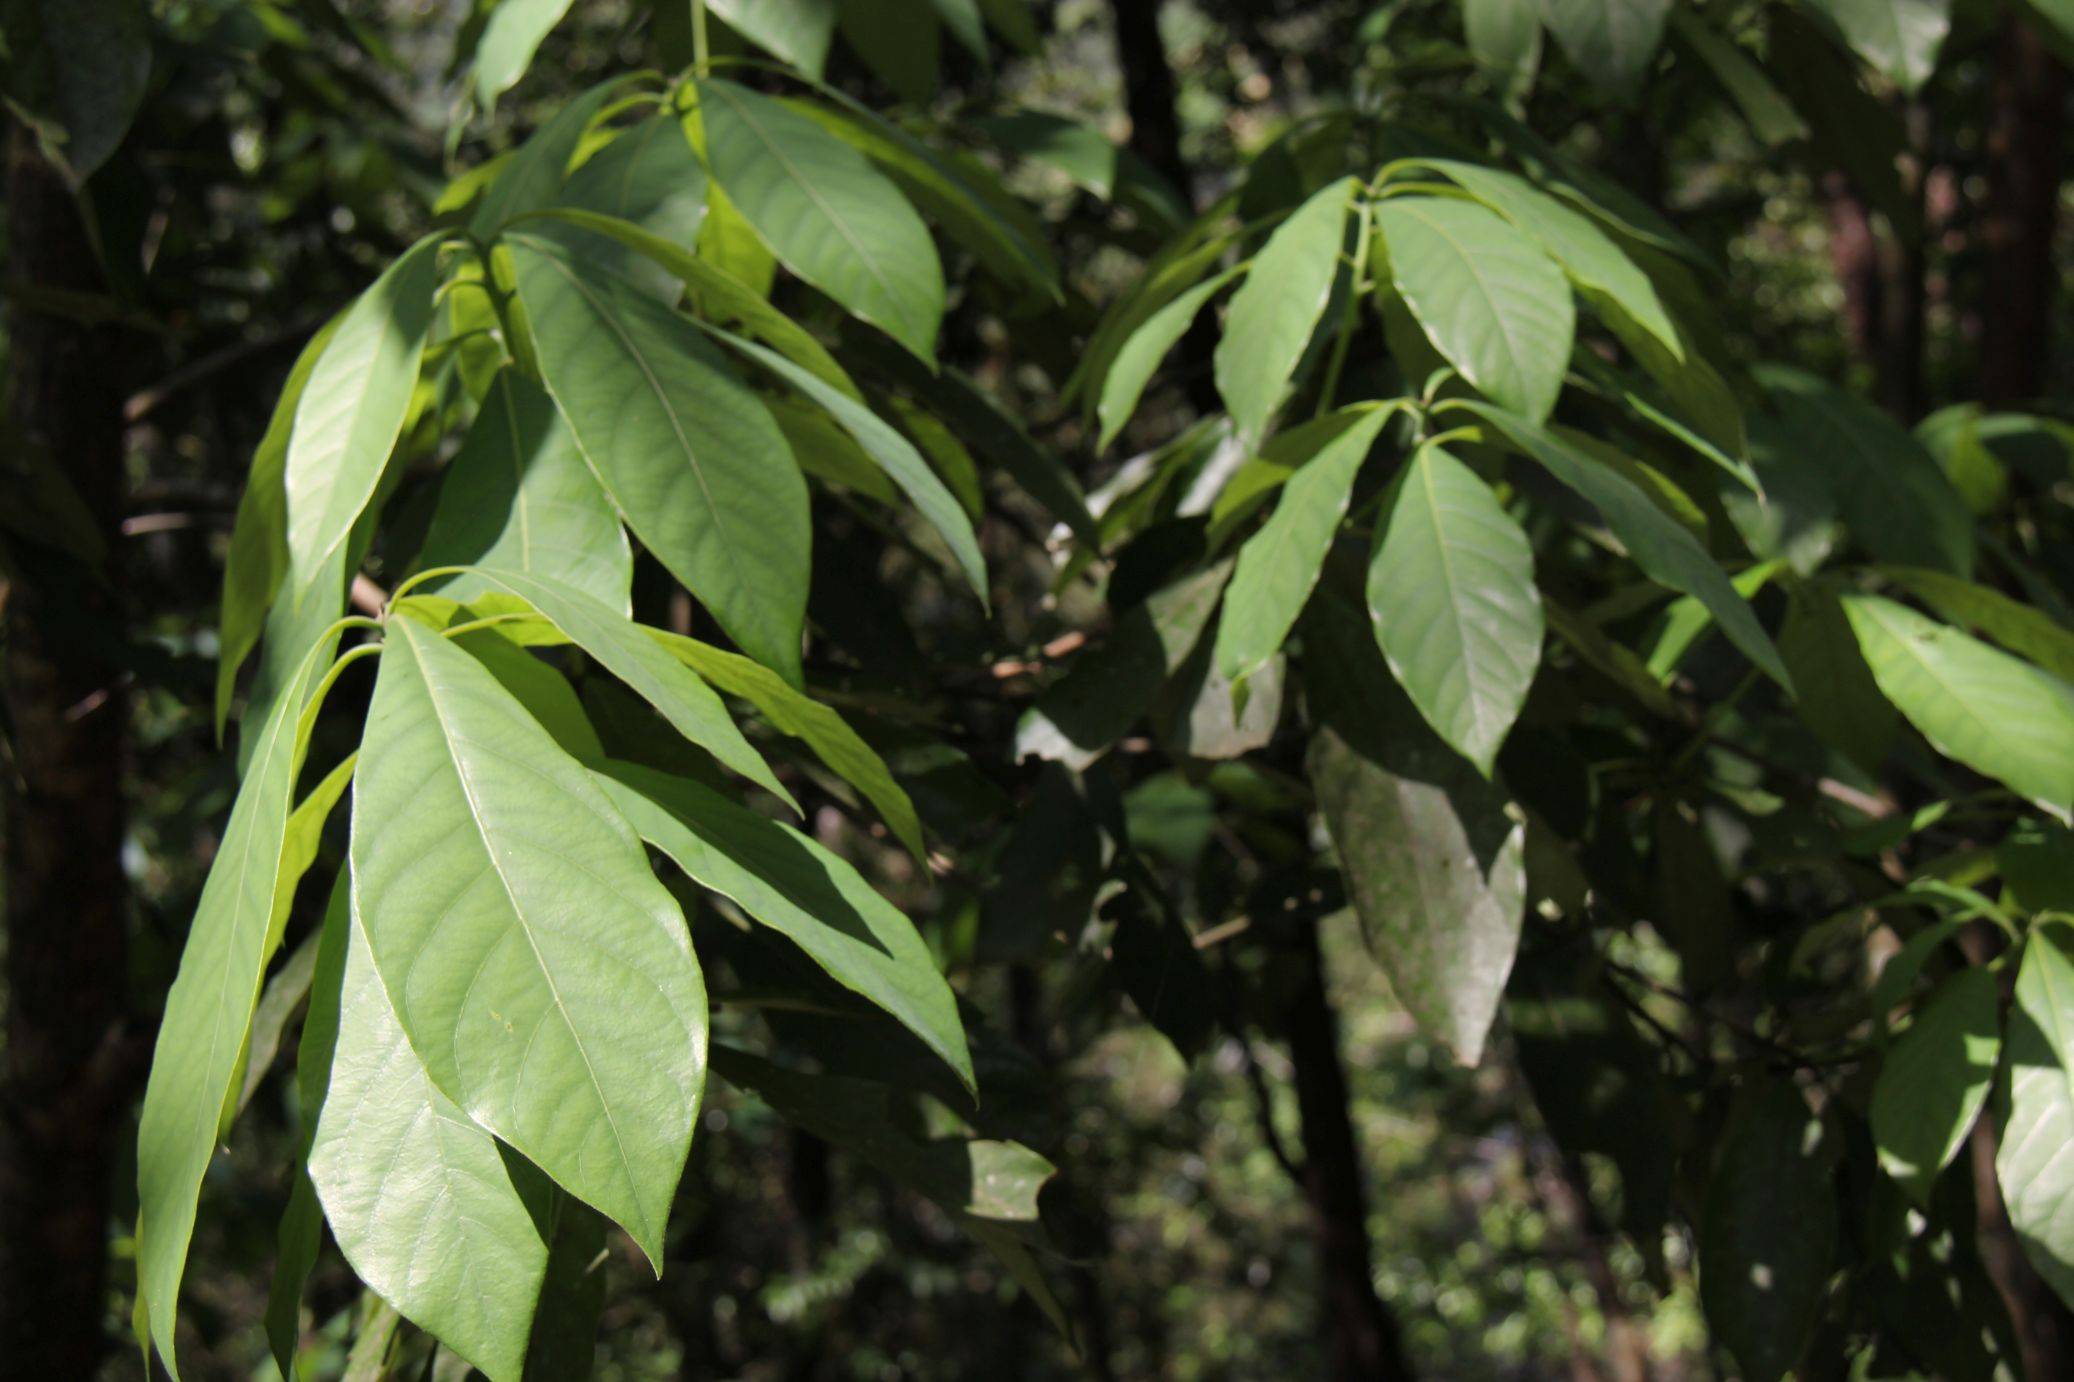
[1843,594,2074,822]
[136,635,343,1377]
[418,370,632,613]
[1872,966,1999,1207]
[1212,407,1393,690]
[350,617,707,1264]
[694,78,944,362]
[507,236,811,685]
[594,761,973,1092]
[1373,197,1574,423]
[1214,178,1357,440]
[307,901,551,1381]
[1367,445,1543,775]
[283,235,443,600]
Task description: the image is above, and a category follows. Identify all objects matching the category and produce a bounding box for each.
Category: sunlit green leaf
[1872,966,1999,1207]
[1997,919,2074,1312]
[1214,177,1356,440]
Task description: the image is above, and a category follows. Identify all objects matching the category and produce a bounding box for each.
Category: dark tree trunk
[1980,14,2067,405]
[0,125,134,1375]
[1282,925,1416,1382]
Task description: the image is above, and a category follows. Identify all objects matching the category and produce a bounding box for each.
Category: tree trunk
[1980,14,2067,405]
[1282,924,1416,1382]
[0,124,133,1375]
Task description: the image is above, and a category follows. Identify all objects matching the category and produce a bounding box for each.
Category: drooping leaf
[282,235,443,600]
[1699,1082,1838,1382]
[1538,0,1673,101]
[1842,594,2074,822]
[1417,159,1679,361]
[1754,367,1973,576]
[1017,563,1231,770]
[1367,444,1543,775]
[1450,401,1791,688]
[694,78,945,361]
[593,760,972,1090]
[459,567,795,809]
[1099,268,1240,451]
[1872,966,2000,1207]
[1805,0,1950,93]
[1214,177,1357,440]
[1464,0,1544,98]
[1303,593,1527,1065]
[1373,196,1574,423]
[1999,918,2074,1312]
[1780,581,1897,773]
[472,0,575,107]
[506,235,811,684]
[218,313,346,736]
[417,370,632,612]
[649,629,928,861]
[1212,406,1394,690]
[135,635,345,1375]
[694,320,988,602]
[350,615,707,1263]
[307,898,552,1381]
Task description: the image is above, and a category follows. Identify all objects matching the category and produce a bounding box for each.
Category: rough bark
[1282,924,1417,1382]
[0,124,134,1375]
[1979,14,2067,405]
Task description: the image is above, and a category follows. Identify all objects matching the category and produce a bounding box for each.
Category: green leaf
[1999,918,2074,1312]
[712,1046,1049,1220]
[1781,581,1896,773]
[1098,267,1240,451]
[553,114,709,300]
[1669,11,1809,146]
[1373,196,1574,423]
[507,236,810,684]
[1805,0,1950,93]
[1448,401,1791,689]
[308,897,551,1381]
[461,567,795,809]
[706,0,839,74]
[1538,0,1672,101]
[1214,177,1357,440]
[788,95,1058,297]
[218,313,346,737]
[418,370,632,613]
[840,0,941,101]
[1018,564,1232,771]
[1303,593,1527,1065]
[520,206,859,399]
[472,0,574,107]
[1212,407,1394,689]
[135,635,344,1376]
[1755,367,1973,576]
[282,235,443,600]
[1872,966,2000,1207]
[350,616,707,1263]
[1417,159,1680,362]
[694,78,944,361]
[1884,567,2074,685]
[1367,444,1543,775]
[1069,231,1235,418]
[2,0,152,184]
[593,760,972,1091]
[1699,1082,1838,1382]
[1464,0,1543,98]
[649,629,928,861]
[973,110,1189,228]
[694,320,988,603]
[1842,594,2074,822]
[472,78,641,238]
